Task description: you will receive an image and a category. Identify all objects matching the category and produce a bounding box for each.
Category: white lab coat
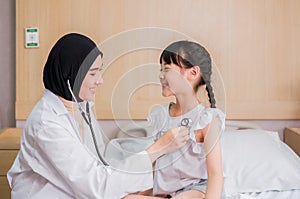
[7,89,153,199]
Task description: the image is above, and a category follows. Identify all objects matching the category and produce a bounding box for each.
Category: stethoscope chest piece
[180,118,193,128]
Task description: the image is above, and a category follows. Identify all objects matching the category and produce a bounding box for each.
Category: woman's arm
[203,117,224,199]
[123,194,166,199]
[122,127,189,199]
[35,121,155,198]
[146,126,189,163]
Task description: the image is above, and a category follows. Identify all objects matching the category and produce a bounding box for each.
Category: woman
[7,33,189,199]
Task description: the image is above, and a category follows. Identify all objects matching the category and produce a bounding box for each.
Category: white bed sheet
[227,189,300,199]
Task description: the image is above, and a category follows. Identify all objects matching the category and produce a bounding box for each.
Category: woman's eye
[90,73,96,76]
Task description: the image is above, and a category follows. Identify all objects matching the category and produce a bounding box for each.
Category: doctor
[7,33,189,199]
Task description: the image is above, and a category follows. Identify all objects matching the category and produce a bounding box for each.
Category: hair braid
[204,79,216,108]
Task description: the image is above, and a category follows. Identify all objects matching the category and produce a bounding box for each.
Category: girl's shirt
[148,103,225,195]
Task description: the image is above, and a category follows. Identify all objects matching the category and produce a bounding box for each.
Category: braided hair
[160,40,216,108]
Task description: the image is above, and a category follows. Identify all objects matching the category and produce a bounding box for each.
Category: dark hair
[160,40,216,108]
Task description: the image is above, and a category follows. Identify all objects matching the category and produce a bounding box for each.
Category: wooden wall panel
[16,0,300,120]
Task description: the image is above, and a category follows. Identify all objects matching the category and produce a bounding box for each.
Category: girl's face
[79,55,103,101]
[159,61,192,97]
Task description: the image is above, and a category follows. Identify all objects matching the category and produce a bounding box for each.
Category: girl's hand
[146,126,189,163]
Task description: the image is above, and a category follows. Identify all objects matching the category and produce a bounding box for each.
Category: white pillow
[221,129,300,195]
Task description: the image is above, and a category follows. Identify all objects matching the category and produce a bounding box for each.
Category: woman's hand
[146,126,189,163]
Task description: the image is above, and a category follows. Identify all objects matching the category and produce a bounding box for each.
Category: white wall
[17,119,300,142]
[0,0,15,131]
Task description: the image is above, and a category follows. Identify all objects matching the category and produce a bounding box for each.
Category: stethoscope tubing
[67,80,109,166]
[82,102,109,166]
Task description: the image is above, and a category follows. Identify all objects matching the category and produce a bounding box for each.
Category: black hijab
[43,33,102,101]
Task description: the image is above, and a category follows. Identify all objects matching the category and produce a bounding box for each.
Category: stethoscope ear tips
[180,118,193,128]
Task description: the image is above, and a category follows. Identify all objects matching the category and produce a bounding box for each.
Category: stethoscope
[67,80,109,166]
[67,81,192,166]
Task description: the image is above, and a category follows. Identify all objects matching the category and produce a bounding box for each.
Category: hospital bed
[104,121,300,199]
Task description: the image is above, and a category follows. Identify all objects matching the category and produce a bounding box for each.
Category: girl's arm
[203,117,224,199]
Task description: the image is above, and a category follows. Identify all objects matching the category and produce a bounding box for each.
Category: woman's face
[159,61,192,97]
[79,55,103,101]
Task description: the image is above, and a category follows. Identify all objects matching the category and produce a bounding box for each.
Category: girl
[126,40,225,199]
[7,33,189,199]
